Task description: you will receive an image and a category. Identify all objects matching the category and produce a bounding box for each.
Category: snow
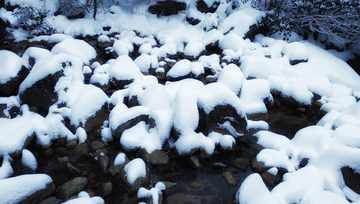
[282,42,309,61]
[219,32,247,52]
[281,82,313,105]
[21,149,37,170]
[22,47,51,69]
[217,64,245,94]
[240,79,272,114]
[166,59,192,79]
[76,127,87,144]
[0,50,25,84]
[124,158,146,185]
[184,40,205,59]
[114,152,126,166]
[62,191,104,204]
[240,56,284,79]
[0,174,53,204]
[137,182,165,204]
[51,38,97,65]
[108,55,142,82]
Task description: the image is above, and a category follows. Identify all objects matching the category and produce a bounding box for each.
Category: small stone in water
[222,172,236,186]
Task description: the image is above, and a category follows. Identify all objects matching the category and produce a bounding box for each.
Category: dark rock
[83,102,109,134]
[212,162,227,169]
[197,104,247,136]
[19,182,56,204]
[279,95,310,108]
[342,166,360,194]
[19,70,64,116]
[196,0,220,13]
[110,78,134,90]
[112,114,149,138]
[186,17,201,25]
[244,24,259,41]
[0,103,7,118]
[95,153,109,171]
[108,152,130,176]
[289,59,308,66]
[0,17,8,40]
[261,170,282,187]
[90,140,106,152]
[298,157,309,168]
[231,157,250,172]
[65,140,78,149]
[250,158,270,173]
[162,181,177,190]
[139,149,170,166]
[0,66,29,97]
[38,196,61,204]
[148,0,186,17]
[95,181,112,197]
[41,148,54,157]
[56,177,89,201]
[222,172,236,186]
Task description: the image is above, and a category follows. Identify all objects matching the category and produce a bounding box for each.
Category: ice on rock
[240,56,284,79]
[124,158,146,185]
[166,59,192,80]
[0,174,54,204]
[21,149,37,171]
[0,50,25,84]
[137,182,165,204]
[51,38,96,65]
[219,32,247,52]
[217,64,245,95]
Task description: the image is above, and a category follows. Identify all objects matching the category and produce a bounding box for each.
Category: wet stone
[91,140,106,152]
[261,170,282,187]
[74,142,90,157]
[41,148,54,157]
[65,140,78,149]
[190,181,202,188]
[230,157,250,172]
[56,177,89,201]
[38,196,61,204]
[212,162,227,169]
[20,182,56,204]
[190,156,201,168]
[222,172,236,186]
[250,158,270,173]
[95,181,112,197]
[162,181,177,190]
[139,149,169,166]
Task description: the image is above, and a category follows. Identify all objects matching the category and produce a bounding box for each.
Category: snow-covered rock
[109,55,142,89]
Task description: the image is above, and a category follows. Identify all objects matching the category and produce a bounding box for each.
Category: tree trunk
[93,0,97,20]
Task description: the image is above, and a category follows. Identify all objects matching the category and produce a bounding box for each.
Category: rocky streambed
[0,35,339,204]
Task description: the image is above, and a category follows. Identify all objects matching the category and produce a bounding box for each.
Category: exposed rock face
[56,177,89,201]
[19,70,64,116]
[83,102,109,133]
[0,66,29,97]
[139,149,170,166]
[342,166,360,194]
[196,0,220,13]
[0,17,8,40]
[112,114,149,139]
[198,104,247,136]
[148,0,186,17]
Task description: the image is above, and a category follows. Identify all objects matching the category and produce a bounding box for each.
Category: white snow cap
[109,55,142,82]
[137,182,166,204]
[124,158,147,185]
[0,50,24,84]
[51,38,96,65]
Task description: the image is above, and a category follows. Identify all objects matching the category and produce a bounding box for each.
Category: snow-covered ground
[1,0,360,203]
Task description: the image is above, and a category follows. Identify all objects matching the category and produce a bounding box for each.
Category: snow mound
[51,38,96,64]
[0,50,24,84]
[124,158,146,185]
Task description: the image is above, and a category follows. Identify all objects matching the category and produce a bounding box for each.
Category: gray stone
[95,181,112,197]
[65,140,78,149]
[38,196,61,204]
[0,66,29,97]
[261,170,282,187]
[231,157,250,172]
[83,102,109,134]
[139,149,169,166]
[56,177,89,201]
[250,158,270,173]
[91,140,106,152]
[222,172,236,186]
